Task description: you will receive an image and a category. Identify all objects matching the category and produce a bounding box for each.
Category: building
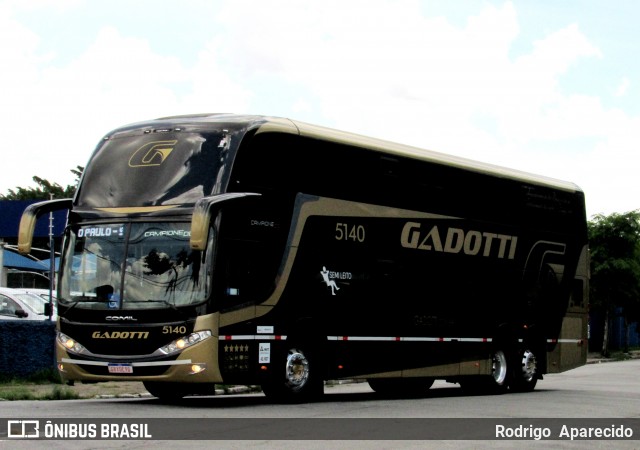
[0,200,66,288]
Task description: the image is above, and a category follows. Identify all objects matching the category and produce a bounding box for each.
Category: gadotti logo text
[400,222,518,259]
[92,331,149,339]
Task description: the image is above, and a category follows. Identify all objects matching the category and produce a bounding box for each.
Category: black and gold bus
[18,114,589,401]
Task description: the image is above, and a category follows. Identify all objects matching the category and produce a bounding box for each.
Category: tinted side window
[0,295,20,316]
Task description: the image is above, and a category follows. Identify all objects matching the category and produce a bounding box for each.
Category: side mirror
[18,198,72,254]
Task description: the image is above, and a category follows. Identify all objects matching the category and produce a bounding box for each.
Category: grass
[0,368,81,400]
[47,385,81,400]
[594,346,640,361]
[610,347,639,361]
[0,384,80,401]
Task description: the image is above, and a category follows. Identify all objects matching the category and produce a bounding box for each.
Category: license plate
[108,363,133,374]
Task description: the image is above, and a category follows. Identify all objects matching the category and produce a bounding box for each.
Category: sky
[1,0,638,218]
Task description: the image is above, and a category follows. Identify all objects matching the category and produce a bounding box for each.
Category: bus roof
[141,113,581,194]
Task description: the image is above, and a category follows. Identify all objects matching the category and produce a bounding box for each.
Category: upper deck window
[76,132,229,208]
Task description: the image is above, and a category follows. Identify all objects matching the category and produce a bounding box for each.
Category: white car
[18,288,58,319]
[15,288,58,320]
[0,287,55,321]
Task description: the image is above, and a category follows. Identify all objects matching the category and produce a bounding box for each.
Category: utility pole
[0,240,5,287]
[48,194,55,319]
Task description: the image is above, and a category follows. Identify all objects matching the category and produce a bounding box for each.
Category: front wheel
[262,344,324,403]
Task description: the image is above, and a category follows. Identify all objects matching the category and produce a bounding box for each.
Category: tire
[460,347,509,395]
[490,349,509,393]
[262,343,324,403]
[509,348,538,392]
[368,377,434,397]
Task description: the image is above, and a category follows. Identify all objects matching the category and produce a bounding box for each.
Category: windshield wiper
[126,299,186,316]
[62,298,187,317]
[62,296,110,314]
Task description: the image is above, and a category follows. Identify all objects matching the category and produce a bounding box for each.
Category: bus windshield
[59,222,212,309]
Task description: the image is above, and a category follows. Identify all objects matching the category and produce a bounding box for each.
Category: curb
[94,385,257,399]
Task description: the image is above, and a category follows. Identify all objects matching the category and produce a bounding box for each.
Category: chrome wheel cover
[520,350,537,383]
[492,350,508,385]
[285,349,310,391]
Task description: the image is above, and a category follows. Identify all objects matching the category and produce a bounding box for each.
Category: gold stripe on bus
[220,195,457,328]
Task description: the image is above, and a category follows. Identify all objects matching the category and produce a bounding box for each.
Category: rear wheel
[262,343,324,403]
[510,348,538,392]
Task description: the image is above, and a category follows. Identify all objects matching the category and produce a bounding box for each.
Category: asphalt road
[2,359,639,449]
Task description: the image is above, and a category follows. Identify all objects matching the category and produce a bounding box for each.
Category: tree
[588,210,640,355]
[0,166,83,200]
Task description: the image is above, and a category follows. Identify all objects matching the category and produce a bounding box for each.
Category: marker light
[57,332,86,354]
[158,330,212,355]
[190,364,206,374]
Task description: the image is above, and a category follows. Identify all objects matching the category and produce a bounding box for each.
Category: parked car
[0,287,55,321]
[17,288,58,319]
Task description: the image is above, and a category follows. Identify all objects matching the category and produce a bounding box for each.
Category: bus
[18,114,589,401]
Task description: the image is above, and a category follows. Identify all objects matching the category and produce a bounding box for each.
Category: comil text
[400,222,517,259]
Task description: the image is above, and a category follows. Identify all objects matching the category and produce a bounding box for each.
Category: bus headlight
[159,330,212,355]
[57,332,86,354]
